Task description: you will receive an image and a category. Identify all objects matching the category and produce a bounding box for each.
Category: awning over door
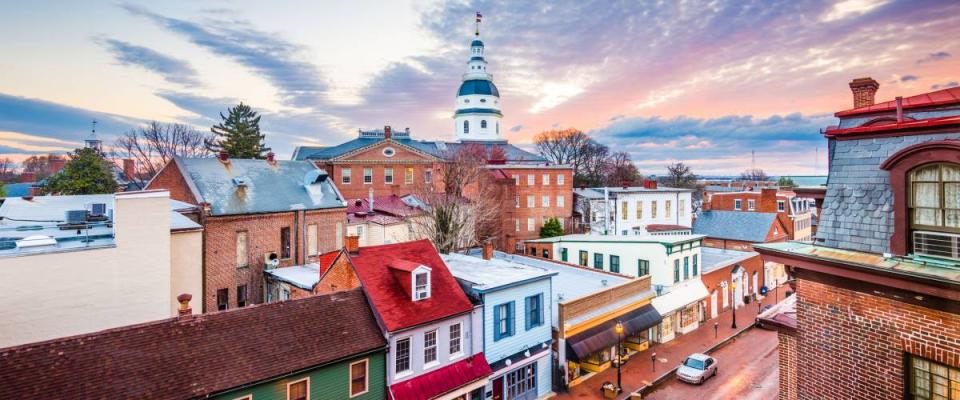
[565,304,661,361]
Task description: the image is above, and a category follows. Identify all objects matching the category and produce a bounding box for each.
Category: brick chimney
[266,152,276,165]
[177,293,193,318]
[760,188,778,212]
[642,179,658,190]
[482,241,494,260]
[123,159,135,180]
[384,125,392,140]
[346,235,360,254]
[849,77,879,109]
[218,151,229,162]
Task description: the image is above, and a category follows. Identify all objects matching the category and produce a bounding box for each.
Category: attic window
[382,147,396,157]
[414,271,430,301]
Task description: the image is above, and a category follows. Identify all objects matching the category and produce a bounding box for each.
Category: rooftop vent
[16,235,57,249]
[65,210,88,225]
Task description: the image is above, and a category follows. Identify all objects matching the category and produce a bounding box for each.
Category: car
[676,353,717,384]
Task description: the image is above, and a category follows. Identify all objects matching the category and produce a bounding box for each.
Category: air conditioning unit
[913,230,960,260]
[264,252,280,269]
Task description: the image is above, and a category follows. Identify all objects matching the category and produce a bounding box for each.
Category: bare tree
[411,144,503,253]
[664,162,698,188]
[603,151,640,186]
[112,121,213,180]
[22,154,66,180]
[578,141,611,187]
[739,168,769,182]
[534,129,592,172]
[0,157,15,182]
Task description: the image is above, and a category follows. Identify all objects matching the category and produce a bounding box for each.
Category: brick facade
[707,189,801,239]
[317,141,445,200]
[699,253,764,318]
[498,167,574,252]
[792,276,960,400]
[314,253,361,295]
[777,331,798,400]
[201,209,346,312]
[147,160,198,205]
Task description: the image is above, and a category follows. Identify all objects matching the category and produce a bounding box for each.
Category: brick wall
[315,254,361,294]
[778,330,798,400]
[501,167,574,250]
[699,253,764,318]
[146,160,198,205]
[794,277,960,399]
[202,209,345,312]
[702,238,755,252]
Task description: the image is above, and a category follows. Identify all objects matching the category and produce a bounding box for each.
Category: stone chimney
[177,293,193,318]
[482,241,494,260]
[123,159,136,181]
[346,235,360,254]
[849,77,879,109]
[384,125,392,140]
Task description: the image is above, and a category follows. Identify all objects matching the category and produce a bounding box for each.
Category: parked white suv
[676,353,718,384]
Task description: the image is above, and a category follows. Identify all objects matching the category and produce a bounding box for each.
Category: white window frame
[363,167,373,184]
[395,336,411,375]
[307,223,318,256]
[542,174,550,185]
[384,167,394,184]
[557,195,565,208]
[405,167,414,185]
[424,169,432,183]
[679,199,686,216]
[449,322,463,358]
[527,195,535,208]
[349,359,369,398]
[515,219,520,232]
[527,174,534,186]
[513,174,519,185]
[413,270,430,300]
[286,377,310,400]
[341,168,352,184]
[777,200,785,212]
[424,329,438,366]
[527,218,534,232]
[734,199,742,210]
[542,195,550,207]
[557,174,565,185]
[747,199,756,211]
[515,195,520,208]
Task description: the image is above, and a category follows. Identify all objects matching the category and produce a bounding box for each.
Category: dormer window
[414,271,430,300]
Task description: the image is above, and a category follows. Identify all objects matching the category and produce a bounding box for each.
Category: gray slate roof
[693,210,776,243]
[177,157,345,216]
[292,137,545,162]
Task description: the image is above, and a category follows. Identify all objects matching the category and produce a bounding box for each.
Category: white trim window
[513,174,519,185]
[349,359,369,398]
[385,167,394,184]
[424,329,438,365]
[557,195,565,208]
[557,174,565,185]
[395,337,411,374]
[542,195,550,207]
[747,199,756,211]
[515,195,520,208]
[527,218,535,232]
[424,169,433,183]
[515,218,520,232]
[527,195,535,208]
[542,174,550,185]
[527,174,535,186]
[449,323,463,356]
[734,199,742,210]
[777,200,785,212]
[363,167,373,184]
[286,378,309,400]
[342,168,352,184]
[414,271,430,300]
[306,224,318,256]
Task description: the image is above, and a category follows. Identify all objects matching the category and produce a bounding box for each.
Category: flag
[476,12,482,22]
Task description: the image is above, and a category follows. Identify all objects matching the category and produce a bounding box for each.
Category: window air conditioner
[913,230,960,261]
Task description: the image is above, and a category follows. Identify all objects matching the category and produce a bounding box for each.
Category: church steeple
[453,12,504,143]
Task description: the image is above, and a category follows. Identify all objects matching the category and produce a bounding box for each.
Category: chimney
[368,188,375,214]
[621,180,630,189]
[218,151,229,162]
[123,159,135,180]
[896,96,904,123]
[384,125,392,139]
[49,157,66,174]
[482,241,494,260]
[346,235,360,254]
[177,293,193,318]
[266,151,276,164]
[18,172,36,183]
[642,179,658,189]
[849,77,879,109]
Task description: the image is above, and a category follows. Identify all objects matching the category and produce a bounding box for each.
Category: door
[722,284,729,309]
[752,272,759,296]
[506,363,538,400]
[492,376,504,400]
[710,291,718,318]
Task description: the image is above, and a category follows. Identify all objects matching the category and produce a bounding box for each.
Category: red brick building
[698,247,765,320]
[147,154,347,312]
[693,210,790,251]
[755,80,960,400]
[705,188,815,242]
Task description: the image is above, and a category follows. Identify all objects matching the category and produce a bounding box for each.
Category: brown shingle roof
[0,288,386,399]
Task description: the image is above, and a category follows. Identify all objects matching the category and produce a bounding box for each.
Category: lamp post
[731,282,738,329]
[615,321,624,392]
[714,322,718,339]
[651,352,657,372]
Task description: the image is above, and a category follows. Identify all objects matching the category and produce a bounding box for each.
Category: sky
[0,0,958,175]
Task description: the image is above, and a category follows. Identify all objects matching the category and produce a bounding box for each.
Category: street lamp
[651,352,657,372]
[731,281,738,329]
[614,321,624,392]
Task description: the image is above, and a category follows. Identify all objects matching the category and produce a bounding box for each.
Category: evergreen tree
[43,147,118,195]
[206,102,270,158]
[540,217,564,238]
[777,176,796,187]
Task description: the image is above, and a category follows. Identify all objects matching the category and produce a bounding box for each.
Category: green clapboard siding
[214,351,386,400]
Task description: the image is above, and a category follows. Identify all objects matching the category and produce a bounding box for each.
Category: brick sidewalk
[554,285,790,399]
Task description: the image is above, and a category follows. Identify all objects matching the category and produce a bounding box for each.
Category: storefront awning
[389,353,492,400]
[651,280,709,315]
[565,304,662,362]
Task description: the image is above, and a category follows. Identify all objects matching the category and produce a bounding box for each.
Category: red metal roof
[350,239,474,332]
[389,353,492,400]
[835,87,960,117]
[824,115,960,137]
[317,249,342,275]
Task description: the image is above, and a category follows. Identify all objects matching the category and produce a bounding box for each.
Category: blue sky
[1,0,958,174]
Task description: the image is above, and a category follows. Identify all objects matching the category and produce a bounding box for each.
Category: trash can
[601,381,620,399]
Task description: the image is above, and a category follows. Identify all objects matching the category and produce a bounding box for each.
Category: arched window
[481,120,487,129]
[909,163,960,230]
[463,120,469,134]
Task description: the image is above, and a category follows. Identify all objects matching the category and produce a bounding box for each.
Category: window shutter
[507,302,515,336]
[524,297,532,331]
[537,293,544,326]
[493,305,501,341]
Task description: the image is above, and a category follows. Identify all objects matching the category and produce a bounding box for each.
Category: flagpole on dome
[475,11,482,36]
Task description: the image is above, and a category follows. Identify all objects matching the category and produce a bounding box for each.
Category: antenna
[91,119,97,135]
